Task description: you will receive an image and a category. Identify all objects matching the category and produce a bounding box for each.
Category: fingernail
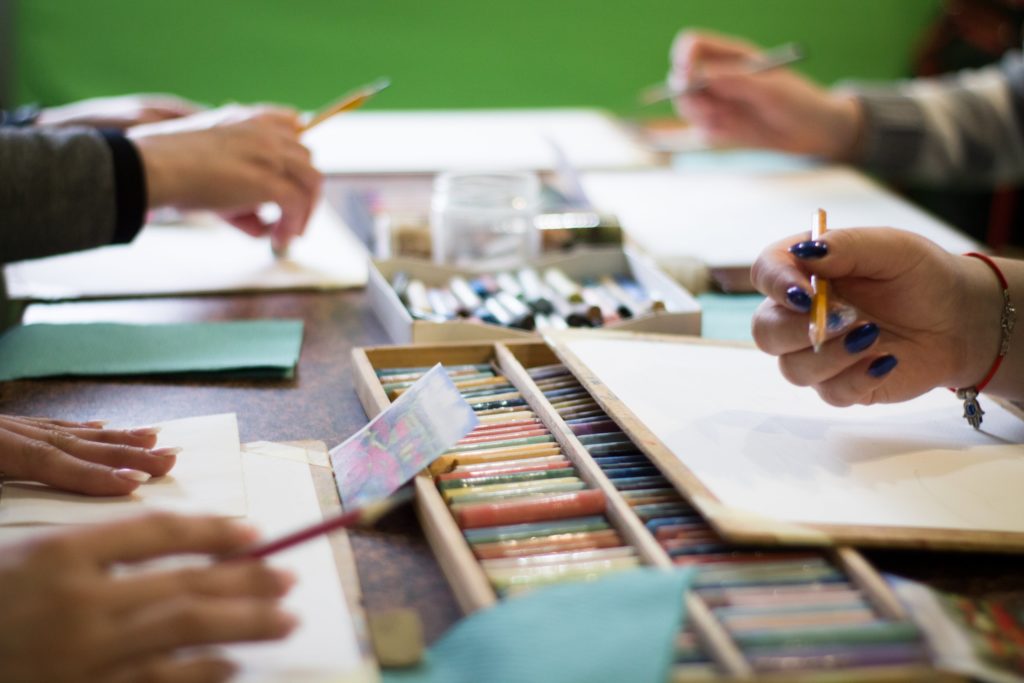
[114,468,152,483]
[786,286,811,312]
[275,610,300,633]
[235,523,262,544]
[275,568,298,590]
[789,240,828,259]
[826,304,858,333]
[867,355,898,378]
[85,420,108,428]
[149,447,182,457]
[844,323,879,354]
[131,426,161,436]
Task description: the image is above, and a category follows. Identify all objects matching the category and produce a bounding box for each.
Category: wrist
[127,134,173,208]
[949,254,1009,389]
[821,94,864,163]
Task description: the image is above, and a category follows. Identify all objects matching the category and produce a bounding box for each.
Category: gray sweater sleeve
[0,127,120,263]
[848,51,1024,188]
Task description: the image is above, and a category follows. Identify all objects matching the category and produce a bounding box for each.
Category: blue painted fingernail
[844,323,879,354]
[867,355,898,378]
[789,240,828,259]
[786,286,811,312]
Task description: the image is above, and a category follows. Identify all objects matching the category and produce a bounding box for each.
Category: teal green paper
[0,320,303,381]
[384,568,695,683]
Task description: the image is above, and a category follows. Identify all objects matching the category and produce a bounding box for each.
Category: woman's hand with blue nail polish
[750,227,988,406]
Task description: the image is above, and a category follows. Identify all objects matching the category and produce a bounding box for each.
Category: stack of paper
[3,200,368,301]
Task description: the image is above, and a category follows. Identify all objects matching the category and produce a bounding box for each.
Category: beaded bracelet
[952,252,1016,429]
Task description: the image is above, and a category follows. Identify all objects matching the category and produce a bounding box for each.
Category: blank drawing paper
[580,167,980,271]
[0,413,247,525]
[3,200,367,301]
[225,447,375,683]
[303,108,657,175]
[558,335,1024,534]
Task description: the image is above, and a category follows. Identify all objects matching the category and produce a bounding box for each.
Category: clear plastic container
[430,172,540,269]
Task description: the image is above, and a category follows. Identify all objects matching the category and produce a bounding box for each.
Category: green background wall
[13,0,942,116]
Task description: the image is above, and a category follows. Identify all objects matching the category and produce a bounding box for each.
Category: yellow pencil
[810,208,829,352]
[301,76,390,132]
[272,77,390,258]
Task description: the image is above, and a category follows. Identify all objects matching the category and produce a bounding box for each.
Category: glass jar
[430,171,540,269]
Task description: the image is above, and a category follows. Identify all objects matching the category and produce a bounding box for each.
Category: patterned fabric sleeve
[849,51,1024,188]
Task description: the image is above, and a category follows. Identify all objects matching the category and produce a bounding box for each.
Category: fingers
[221,211,271,237]
[750,231,816,310]
[810,355,900,407]
[0,416,174,479]
[0,431,156,496]
[671,30,758,72]
[62,513,260,566]
[107,561,294,615]
[117,597,296,660]
[107,655,237,683]
[14,416,109,429]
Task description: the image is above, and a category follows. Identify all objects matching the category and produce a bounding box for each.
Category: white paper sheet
[0,413,247,525]
[303,108,657,174]
[3,200,368,301]
[0,443,374,682]
[580,166,980,271]
[558,335,1024,533]
[225,449,375,683]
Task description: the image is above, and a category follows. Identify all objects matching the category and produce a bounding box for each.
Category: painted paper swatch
[331,364,478,508]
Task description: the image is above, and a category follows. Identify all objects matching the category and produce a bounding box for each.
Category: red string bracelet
[951,252,1017,429]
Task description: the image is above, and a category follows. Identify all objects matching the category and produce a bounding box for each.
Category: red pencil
[225,488,413,561]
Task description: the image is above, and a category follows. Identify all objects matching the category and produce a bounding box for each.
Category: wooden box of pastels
[366,246,701,344]
[351,331,1024,680]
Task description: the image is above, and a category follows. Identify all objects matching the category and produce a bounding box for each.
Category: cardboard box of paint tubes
[366,246,701,344]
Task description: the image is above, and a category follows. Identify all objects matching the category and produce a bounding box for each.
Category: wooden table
[0,290,463,642]
[5,286,1024,648]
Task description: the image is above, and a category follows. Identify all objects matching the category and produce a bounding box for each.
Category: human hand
[36,94,202,130]
[128,105,323,253]
[750,227,1006,406]
[668,31,863,160]
[0,415,177,496]
[0,514,296,683]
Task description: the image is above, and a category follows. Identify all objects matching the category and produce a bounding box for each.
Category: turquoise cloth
[384,568,695,683]
[698,293,764,342]
[0,320,303,380]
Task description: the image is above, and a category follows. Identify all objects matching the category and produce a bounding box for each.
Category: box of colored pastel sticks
[366,246,701,344]
[351,340,961,682]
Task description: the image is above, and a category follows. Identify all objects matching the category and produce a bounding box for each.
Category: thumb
[800,227,950,282]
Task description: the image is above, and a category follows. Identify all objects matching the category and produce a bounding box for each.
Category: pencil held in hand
[224,488,413,561]
[302,77,390,132]
[640,42,804,105]
[809,209,829,352]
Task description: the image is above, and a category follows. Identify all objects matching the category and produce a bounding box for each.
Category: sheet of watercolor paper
[580,166,979,270]
[557,335,1024,533]
[331,364,479,509]
[3,200,368,300]
[304,108,657,174]
[225,447,375,683]
[0,413,247,525]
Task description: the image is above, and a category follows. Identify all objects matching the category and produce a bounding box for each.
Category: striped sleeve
[848,51,1024,188]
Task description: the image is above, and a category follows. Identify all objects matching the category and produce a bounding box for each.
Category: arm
[1,105,321,264]
[668,31,1024,187]
[0,127,144,263]
[852,51,1024,187]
